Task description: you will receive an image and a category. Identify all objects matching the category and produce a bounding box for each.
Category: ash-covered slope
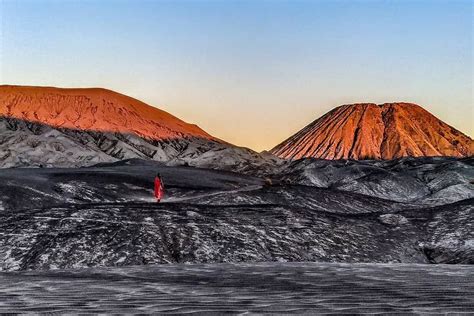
[0,158,472,271]
[271,103,473,160]
[0,86,281,172]
[280,157,474,206]
[3,199,472,271]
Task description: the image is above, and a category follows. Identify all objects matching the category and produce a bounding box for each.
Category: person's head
[156,173,161,179]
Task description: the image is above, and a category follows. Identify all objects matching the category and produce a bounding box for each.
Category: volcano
[0,85,279,170]
[271,103,473,160]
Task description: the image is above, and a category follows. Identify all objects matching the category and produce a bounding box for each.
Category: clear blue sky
[1,0,472,151]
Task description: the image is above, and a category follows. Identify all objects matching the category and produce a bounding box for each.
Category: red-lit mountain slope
[0,85,217,141]
[271,103,473,160]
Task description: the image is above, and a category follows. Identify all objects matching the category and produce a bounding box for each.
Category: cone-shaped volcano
[271,103,473,160]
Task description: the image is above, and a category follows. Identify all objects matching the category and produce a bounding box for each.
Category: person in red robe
[154,173,164,202]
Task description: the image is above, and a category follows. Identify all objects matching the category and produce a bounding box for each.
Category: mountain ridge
[0,85,280,172]
[0,85,219,142]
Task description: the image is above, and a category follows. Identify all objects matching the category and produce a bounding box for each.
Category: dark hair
[156,173,161,178]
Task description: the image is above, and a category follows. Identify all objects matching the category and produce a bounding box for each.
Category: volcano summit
[271,103,473,160]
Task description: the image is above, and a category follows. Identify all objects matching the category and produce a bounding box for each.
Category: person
[154,173,165,202]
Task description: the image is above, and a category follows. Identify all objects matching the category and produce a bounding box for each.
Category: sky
[0,0,472,151]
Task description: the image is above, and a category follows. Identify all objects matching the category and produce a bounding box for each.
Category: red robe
[154,177,164,201]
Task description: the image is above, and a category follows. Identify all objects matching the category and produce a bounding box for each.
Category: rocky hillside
[279,156,474,206]
[0,86,281,172]
[271,103,473,160]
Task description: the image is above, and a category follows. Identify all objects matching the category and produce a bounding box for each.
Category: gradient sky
[0,0,472,151]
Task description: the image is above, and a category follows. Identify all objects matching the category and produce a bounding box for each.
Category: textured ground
[0,157,472,313]
[0,158,472,271]
[1,199,472,271]
[0,262,472,314]
[281,156,474,205]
